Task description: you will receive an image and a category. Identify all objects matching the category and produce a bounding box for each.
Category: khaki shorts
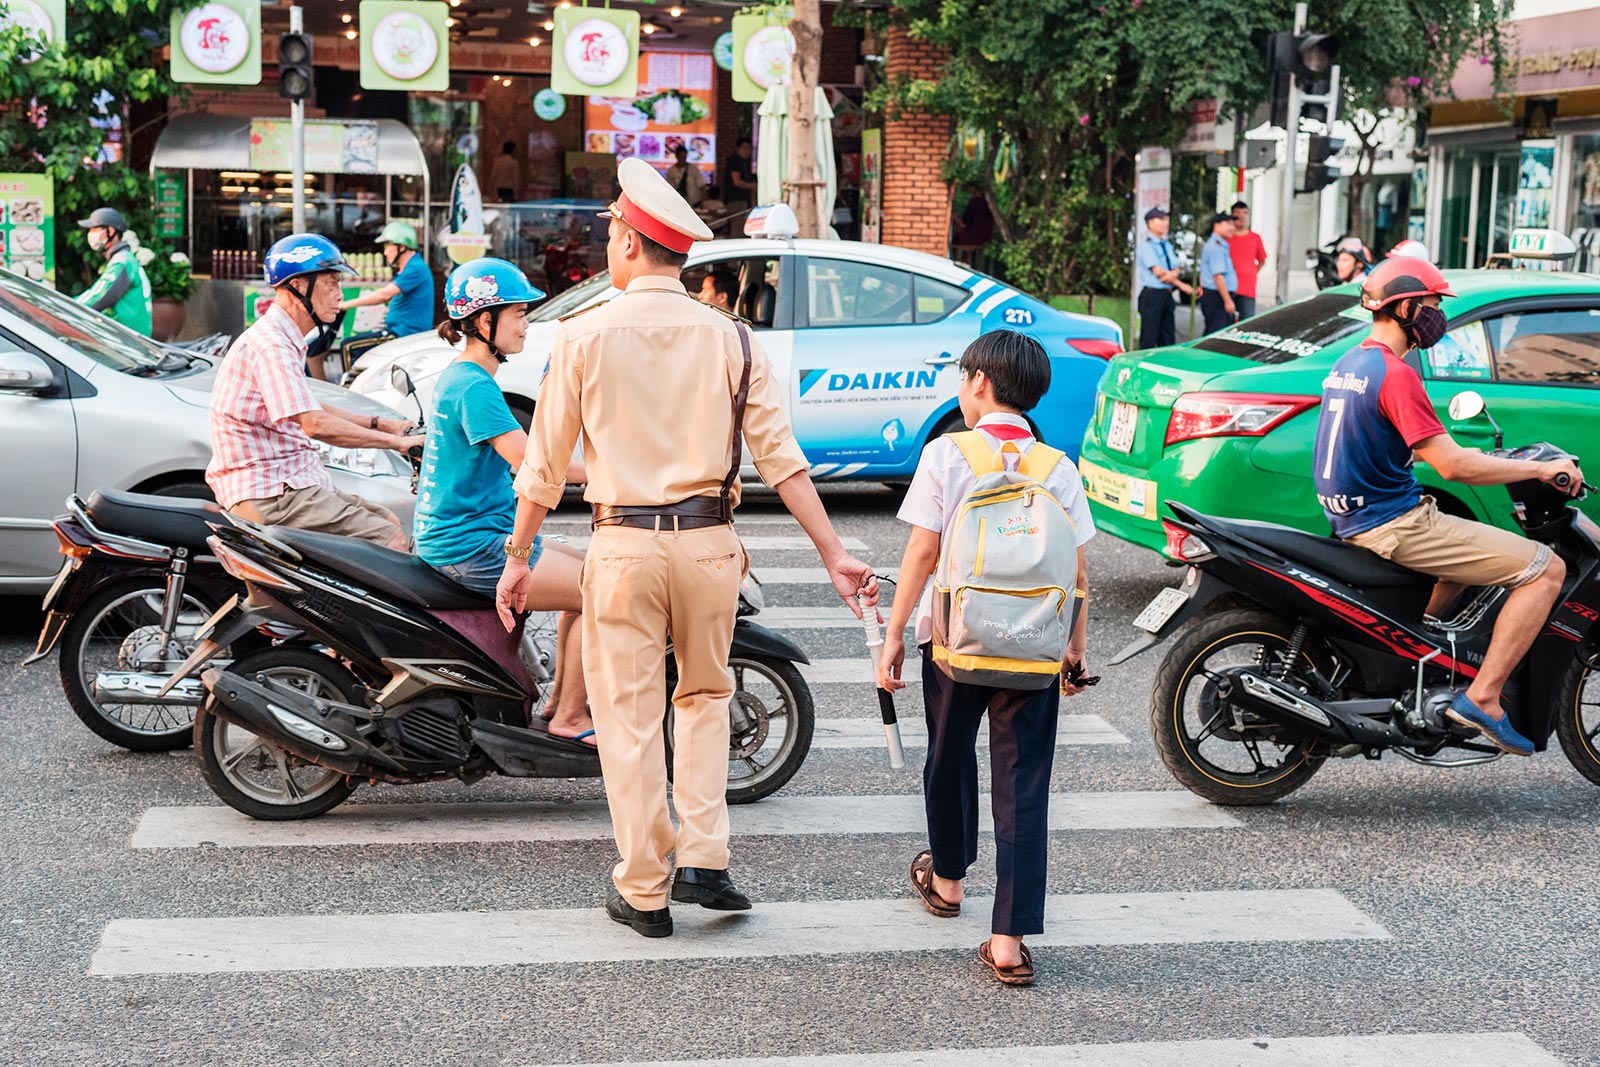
[231,484,402,547]
[1348,496,1550,589]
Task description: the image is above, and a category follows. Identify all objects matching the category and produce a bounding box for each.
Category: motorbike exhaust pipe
[94,671,205,706]
[1226,669,1406,748]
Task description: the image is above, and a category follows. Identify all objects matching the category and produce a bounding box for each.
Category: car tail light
[1066,337,1123,359]
[1162,520,1216,562]
[1164,392,1319,448]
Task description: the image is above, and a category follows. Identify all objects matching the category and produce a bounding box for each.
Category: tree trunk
[786,0,824,238]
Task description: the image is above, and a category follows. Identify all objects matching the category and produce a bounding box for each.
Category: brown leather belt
[592,497,730,531]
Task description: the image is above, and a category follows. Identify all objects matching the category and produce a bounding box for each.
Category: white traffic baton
[858,593,905,770]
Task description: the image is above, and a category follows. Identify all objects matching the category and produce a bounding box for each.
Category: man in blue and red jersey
[1312,257,1583,755]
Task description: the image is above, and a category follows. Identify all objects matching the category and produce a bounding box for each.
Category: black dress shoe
[671,867,752,911]
[605,893,673,938]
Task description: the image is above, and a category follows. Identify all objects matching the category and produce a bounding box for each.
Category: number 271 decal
[1003,308,1034,325]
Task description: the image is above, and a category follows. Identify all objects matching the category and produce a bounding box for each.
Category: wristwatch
[369,415,379,430]
[504,539,533,560]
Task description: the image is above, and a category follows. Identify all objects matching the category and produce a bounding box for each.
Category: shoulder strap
[1017,443,1066,482]
[721,322,753,521]
[947,430,998,478]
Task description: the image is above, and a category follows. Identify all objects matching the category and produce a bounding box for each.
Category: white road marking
[544,515,802,528]
[89,888,1387,976]
[747,568,832,585]
[539,1033,1565,1067]
[810,714,1128,747]
[756,607,911,629]
[131,791,1232,850]
[560,536,869,553]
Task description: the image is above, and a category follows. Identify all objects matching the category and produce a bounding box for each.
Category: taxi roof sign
[744,203,799,240]
[1507,228,1577,261]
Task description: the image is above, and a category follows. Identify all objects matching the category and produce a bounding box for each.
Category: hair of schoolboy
[958,329,1051,412]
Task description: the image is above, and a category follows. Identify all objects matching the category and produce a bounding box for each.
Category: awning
[150,113,427,176]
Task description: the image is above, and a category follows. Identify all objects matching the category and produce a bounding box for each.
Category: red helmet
[1359,256,1456,312]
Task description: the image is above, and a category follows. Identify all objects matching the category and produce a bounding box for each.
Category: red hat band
[615,191,695,253]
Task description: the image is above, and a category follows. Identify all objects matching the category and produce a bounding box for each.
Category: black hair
[706,183,722,198]
[673,143,689,158]
[634,227,689,269]
[1230,200,1249,212]
[958,329,1050,412]
[736,138,751,148]
[704,268,739,306]
[1210,211,1234,230]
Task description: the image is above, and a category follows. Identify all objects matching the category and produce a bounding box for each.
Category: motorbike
[158,513,816,820]
[1307,237,1355,290]
[541,235,593,296]
[1113,391,1600,805]
[24,491,254,751]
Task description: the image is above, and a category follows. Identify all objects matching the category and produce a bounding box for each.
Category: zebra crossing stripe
[745,568,832,585]
[534,1033,1565,1067]
[559,536,870,553]
[810,714,1128,747]
[752,607,910,630]
[88,887,1387,976]
[544,515,801,527]
[130,790,1233,850]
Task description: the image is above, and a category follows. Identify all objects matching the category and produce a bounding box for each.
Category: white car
[0,269,415,593]
[349,238,1123,481]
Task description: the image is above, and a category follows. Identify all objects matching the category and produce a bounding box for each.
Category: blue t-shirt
[413,361,521,566]
[1312,341,1446,538]
[386,253,436,337]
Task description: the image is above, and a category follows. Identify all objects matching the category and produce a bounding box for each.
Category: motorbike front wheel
[1553,654,1600,786]
[1150,608,1325,806]
[665,656,815,805]
[194,647,361,820]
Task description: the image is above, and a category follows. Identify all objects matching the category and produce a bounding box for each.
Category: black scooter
[160,513,815,820]
[1115,394,1600,805]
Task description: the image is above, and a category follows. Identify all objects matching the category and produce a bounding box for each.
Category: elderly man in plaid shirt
[206,234,420,547]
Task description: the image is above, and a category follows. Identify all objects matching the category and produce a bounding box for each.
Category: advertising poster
[553,6,640,99]
[860,129,882,243]
[583,51,717,177]
[360,0,449,92]
[170,0,261,86]
[732,11,794,103]
[1,0,65,60]
[0,173,55,288]
[248,120,380,174]
[1517,139,1556,229]
[154,173,186,240]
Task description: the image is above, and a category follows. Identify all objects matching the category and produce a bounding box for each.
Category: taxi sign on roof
[744,203,799,239]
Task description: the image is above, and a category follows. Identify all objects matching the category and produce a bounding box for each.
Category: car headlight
[320,443,407,478]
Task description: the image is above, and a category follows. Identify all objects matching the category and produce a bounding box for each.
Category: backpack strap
[947,430,1001,476]
[1018,443,1066,482]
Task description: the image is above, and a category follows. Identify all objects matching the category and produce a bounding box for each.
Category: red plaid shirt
[205,304,330,509]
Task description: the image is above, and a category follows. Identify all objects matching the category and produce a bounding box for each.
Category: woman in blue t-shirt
[414,258,593,744]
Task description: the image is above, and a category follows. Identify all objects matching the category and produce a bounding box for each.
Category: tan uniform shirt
[513,275,808,510]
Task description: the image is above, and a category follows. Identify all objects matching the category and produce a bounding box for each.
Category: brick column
[881,22,952,255]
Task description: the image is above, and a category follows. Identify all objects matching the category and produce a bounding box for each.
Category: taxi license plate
[1106,400,1138,453]
[1134,586,1190,634]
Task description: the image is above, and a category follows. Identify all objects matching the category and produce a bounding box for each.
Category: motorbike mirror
[1447,391,1486,421]
[390,364,416,399]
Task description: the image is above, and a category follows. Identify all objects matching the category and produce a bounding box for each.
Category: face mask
[88,231,107,252]
[1401,302,1447,350]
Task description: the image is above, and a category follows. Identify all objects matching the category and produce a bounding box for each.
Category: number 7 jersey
[1312,340,1446,538]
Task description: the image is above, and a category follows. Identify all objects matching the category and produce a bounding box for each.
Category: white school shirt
[896,412,1095,646]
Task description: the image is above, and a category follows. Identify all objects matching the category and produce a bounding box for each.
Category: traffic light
[1267,31,1340,131]
[1293,34,1339,90]
[279,32,314,102]
[1302,134,1343,193]
[1267,31,1294,130]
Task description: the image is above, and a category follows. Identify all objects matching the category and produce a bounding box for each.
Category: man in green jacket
[75,207,153,337]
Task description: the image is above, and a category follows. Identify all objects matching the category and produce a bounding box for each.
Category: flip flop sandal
[978,941,1035,987]
[550,729,598,748]
[909,850,960,918]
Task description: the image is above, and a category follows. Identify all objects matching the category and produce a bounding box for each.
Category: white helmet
[1389,238,1431,262]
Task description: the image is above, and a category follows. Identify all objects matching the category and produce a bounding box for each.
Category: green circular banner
[534,88,566,121]
[714,31,734,72]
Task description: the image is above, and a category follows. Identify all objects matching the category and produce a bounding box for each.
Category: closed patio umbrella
[756,84,837,235]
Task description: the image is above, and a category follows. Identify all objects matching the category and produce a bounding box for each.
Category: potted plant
[145,245,195,342]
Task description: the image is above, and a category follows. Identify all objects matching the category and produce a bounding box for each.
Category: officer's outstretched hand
[829,554,880,619]
[495,560,533,632]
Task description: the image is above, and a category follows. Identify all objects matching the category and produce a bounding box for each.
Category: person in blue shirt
[1197,212,1238,335]
[331,220,438,378]
[414,257,595,745]
[1135,207,1191,349]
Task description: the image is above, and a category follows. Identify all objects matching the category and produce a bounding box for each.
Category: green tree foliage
[879,0,1509,295]
[0,0,190,294]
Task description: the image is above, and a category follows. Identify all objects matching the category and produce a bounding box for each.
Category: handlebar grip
[1555,471,1572,489]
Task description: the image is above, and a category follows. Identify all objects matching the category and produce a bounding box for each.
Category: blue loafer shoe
[1446,693,1534,756]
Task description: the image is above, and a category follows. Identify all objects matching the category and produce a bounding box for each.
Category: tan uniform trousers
[581,521,747,909]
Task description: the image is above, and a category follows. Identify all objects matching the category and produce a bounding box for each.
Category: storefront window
[1567,134,1600,271]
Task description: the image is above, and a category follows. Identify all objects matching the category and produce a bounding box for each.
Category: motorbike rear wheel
[1553,655,1600,786]
[194,647,361,820]
[665,656,815,805]
[1150,608,1325,806]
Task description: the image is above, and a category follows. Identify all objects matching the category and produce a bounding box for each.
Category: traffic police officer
[495,158,878,938]
[1135,207,1189,349]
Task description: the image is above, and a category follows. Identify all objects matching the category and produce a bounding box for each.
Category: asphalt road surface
[2,485,1596,1066]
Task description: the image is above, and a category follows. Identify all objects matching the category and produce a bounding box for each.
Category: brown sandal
[909,850,960,918]
[978,940,1035,986]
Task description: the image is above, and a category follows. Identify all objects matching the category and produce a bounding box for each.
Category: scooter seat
[86,489,222,553]
[1201,514,1435,590]
[274,527,490,610]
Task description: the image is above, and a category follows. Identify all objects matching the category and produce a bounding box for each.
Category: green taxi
[1080,271,1600,554]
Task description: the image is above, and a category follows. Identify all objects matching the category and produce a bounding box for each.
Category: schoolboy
[876,329,1094,986]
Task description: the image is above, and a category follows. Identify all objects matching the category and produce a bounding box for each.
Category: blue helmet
[263,233,358,288]
[446,258,544,321]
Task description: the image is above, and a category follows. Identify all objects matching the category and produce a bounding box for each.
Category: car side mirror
[0,349,54,393]
[390,364,416,399]
[1447,390,1485,421]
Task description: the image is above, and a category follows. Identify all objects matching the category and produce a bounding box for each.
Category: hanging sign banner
[731,11,794,103]
[552,6,640,99]
[170,0,261,86]
[1,0,64,61]
[0,173,56,287]
[360,0,449,92]
[534,87,567,122]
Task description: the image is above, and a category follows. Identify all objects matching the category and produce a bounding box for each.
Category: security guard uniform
[512,159,810,913]
[1135,207,1177,350]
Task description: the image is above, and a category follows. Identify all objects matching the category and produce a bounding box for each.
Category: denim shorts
[431,534,544,597]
